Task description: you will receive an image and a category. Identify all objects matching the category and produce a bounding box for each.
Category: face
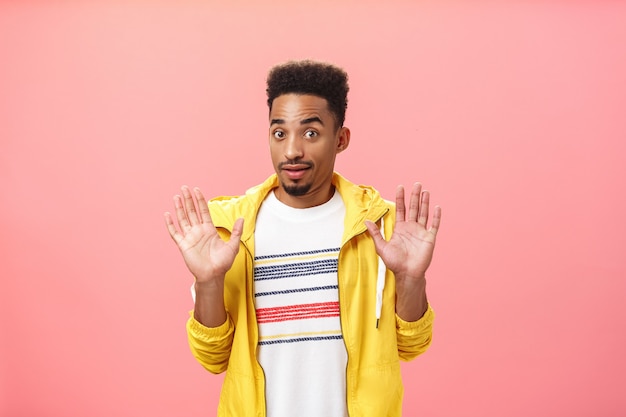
[269,93,350,208]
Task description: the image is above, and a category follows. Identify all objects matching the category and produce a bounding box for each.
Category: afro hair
[266,60,349,128]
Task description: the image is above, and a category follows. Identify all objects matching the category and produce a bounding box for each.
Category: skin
[365,183,441,320]
[269,93,350,208]
[164,93,441,326]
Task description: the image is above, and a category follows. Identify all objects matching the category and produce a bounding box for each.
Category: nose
[283,134,304,160]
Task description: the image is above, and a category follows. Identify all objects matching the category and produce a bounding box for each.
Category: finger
[408,182,422,222]
[231,218,245,241]
[395,185,406,222]
[182,186,200,226]
[430,205,442,235]
[194,187,214,225]
[174,194,191,231]
[364,220,387,255]
[164,212,183,245]
[225,218,245,253]
[418,190,430,227]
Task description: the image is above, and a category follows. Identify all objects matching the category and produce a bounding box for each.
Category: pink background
[1,1,625,416]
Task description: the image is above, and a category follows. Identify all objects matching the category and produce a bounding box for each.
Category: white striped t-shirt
[254,190,348,417]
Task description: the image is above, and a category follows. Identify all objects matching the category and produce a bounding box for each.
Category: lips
[279,162,312,180]
[282,165,310,180]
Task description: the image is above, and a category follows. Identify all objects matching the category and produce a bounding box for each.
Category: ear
[336,127,351,153]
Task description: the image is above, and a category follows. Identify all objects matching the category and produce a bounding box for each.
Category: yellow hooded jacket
[187,172,435,416]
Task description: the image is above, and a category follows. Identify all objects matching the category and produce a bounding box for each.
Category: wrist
[193,278,227,327]
[194,277,224,293]
[395,273,426,289]
[395,274,428,322]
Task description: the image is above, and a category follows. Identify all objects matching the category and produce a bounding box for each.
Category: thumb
[364,220,386,255]
[226,218,245,251]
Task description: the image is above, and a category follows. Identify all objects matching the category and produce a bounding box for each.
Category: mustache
[278,160,314,169]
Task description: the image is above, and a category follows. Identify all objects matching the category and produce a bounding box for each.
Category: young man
[164,60,441,417]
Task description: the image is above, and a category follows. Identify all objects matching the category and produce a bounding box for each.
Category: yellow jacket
[187,172,435,416]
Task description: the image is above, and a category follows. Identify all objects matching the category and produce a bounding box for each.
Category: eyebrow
[301,117,324,126]
[269,117,324,127]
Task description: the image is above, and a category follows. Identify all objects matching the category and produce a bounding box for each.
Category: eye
[273,130,285,140]
[304,130,318,139]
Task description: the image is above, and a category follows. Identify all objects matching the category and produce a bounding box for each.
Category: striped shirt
[254,190,348,417]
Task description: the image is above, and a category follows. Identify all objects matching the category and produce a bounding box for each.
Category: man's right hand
[164,186,243,327]
[164,186,244,283]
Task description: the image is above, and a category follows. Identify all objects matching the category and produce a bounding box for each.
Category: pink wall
[1,2,625,416]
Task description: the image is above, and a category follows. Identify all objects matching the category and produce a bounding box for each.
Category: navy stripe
[255,247,340,261]
[255,285,338,298]
[255,268,337,282]
[255,259,337,275]
[259,335,343,345]
[254,260,338,281]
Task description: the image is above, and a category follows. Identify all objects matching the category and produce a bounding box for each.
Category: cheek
[316,144,338,164]
[269,143,282,165]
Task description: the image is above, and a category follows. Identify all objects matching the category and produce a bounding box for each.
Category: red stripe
[259,308,338,321]
[259,305,338,318]
[257,302,339,317]
[258,312,340,324]
[257,302,340,324]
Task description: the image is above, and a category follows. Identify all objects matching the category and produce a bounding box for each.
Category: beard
[281,181,313,196]
[277,159,314,197]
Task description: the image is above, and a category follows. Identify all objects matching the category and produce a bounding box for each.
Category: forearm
[395,274,428,322]
[193,279,227,327]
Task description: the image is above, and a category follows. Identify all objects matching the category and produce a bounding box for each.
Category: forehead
[269,94,332,121]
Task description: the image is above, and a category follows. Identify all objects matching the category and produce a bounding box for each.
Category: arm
[396,305,435,361]
[164,186,244,327]
[187,312,235,374]
[365,182,441,322]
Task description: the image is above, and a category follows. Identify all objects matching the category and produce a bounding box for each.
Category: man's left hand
[365,182,441,320]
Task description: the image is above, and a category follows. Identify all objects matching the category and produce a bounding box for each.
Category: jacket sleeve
[396,304,435,361]
[186,312,235,374]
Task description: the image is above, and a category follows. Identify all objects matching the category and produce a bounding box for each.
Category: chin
[281,181,312,197]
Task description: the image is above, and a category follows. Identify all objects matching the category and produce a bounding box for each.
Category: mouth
[279,162,312,180]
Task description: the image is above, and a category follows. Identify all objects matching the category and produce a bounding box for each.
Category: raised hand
[365,182,441,281]
[365,182,441,321]
[164,186,244,283]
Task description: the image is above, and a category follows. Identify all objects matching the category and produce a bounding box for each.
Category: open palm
[366,183,441,280]
[164,186,243,282]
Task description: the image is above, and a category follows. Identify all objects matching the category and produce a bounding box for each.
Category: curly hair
[266,60,349,128]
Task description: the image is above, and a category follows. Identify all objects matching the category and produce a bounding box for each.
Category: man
[164,60,441,417]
